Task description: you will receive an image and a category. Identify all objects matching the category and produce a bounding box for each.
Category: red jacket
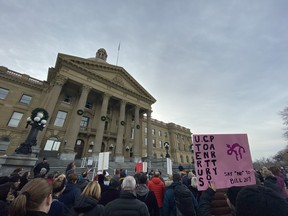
[148,177,165,208]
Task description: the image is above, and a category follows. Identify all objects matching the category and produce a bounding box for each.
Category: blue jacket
[163,182,198,216]
[59,182,81,210]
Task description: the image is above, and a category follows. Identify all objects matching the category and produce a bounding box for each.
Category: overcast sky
[1,0,288,161]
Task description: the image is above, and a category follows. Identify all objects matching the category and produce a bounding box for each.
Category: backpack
[174,184,196,216]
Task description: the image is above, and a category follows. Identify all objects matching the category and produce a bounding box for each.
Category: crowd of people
[0,158,288,216]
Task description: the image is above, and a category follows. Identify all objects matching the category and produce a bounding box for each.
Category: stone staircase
[36,157,194,180]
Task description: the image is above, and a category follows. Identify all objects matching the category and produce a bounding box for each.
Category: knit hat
[236,185,288,216]
[226,186,243,206]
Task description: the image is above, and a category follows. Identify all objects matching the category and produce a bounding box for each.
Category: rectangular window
[63,94,72,104]
[145,138,148,146]
[165,132,168,138]
[131,128,135,139]
[80,116,89,128]
[158,130,162,136]
[8,112,23,127]
[54,111,67,127]
[19,94,32,104]
[152,129,156,135]
[0,88,9,99]
[159,140,163,148]
[152,139,156,148]
[145,127,148,133]
[44,139,61,151]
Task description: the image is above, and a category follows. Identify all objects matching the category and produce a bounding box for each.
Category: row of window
[145,127,168,137]
[0,87,32,104]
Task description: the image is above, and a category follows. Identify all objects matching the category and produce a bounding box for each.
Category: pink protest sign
[193,134,256,191]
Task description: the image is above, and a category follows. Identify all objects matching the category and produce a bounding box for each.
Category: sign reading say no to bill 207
[193,134,256,191]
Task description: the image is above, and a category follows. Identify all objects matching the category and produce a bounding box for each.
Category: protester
[236,185,288,216]
[71,181,104,215]
[136,172,159,216]
[197,182,239,216]
[77,171,90,191]
[0,174,21,202]
[104,176,149,216]
[9,178,53,216]
[58,173,81,211]
[33,158,50,178]
[48,174,67,216]
[269,166,288,199]
[65,161,76,176]
[99,178,121,206]
[18,171,30,191]
[261,167,281,193]
[163,173,198,216]
[148,171,165,215]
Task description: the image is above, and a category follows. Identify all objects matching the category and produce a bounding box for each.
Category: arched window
[44,137,61,151]
[153,153,157,159]
[0,136,10,152]
[180,155,184,163]
[186,155,189,163]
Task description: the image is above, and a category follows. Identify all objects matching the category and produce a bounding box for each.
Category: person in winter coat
[0,174,20,202]
[99,178,121,206]
[33,158,50,178]
[261,167,281,193]
[148,171,165,213]
[104,176,149,216]
[135,172,160,216]
[48,174,67,216]
[58,173,81,212]
[71,181,104,216]
[269,166,288,199]
[9,178,53,216]
[197,182,241,216]
[77,171,90,191]
[163,173,198,216]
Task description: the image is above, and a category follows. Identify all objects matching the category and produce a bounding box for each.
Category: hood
[135,184,149,197]
[73,195,98,213]
[151,177,162,184]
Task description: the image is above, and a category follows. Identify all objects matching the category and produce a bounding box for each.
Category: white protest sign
[167,158,172,175]
[98,152,109,171]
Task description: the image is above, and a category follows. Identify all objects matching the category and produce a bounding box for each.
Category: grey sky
[1,0,287,160]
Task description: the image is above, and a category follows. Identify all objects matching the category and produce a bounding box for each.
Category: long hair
[9,178,52,216]
[82,181,101,200]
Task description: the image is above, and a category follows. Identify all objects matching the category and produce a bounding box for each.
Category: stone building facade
[0,49,193,164]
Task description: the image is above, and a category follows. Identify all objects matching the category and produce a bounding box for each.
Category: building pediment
[54,53,156,104]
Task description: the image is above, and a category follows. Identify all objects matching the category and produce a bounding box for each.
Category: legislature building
[0,49,193,164]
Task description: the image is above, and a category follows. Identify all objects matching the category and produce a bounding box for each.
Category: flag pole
[116,42,121,66]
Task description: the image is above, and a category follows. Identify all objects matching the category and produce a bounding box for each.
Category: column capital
[82,84,91,92]
[54,75,67,87]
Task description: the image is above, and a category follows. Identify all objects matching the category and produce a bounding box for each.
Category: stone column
[35,75,67,154]
[92,93,110,159]
[115,100,126,163]
[147,109,153,159]
[133,106,141,162]
[60,85,91,160]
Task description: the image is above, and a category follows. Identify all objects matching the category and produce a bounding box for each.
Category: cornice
[59,58,156,104]
[0,68,47,91]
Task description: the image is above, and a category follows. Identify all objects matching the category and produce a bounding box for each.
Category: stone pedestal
[0,154,38,176]
[114,155,124,163]
[59,152,76,161]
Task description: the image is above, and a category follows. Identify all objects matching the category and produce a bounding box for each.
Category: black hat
[236,185,288,216]
[226,186,243,206]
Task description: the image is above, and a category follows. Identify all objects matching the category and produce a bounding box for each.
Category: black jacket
[104,190,149,216]
[136,184,160,216]
[33,162,50,177]
[71,195,104,216]
[99,188,120,206]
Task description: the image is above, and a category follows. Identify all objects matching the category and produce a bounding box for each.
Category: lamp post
[109,144,114,151]
[164,142,170,158]
[15,108,49,154]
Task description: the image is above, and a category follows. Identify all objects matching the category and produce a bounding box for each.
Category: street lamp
[125,146,130,152]
[164,142,170,158]
[15,108,49,154]
[190,144,194,153]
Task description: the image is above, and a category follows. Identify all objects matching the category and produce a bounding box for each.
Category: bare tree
[280,107,288,140]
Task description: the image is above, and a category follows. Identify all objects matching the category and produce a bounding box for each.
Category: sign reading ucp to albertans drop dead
[193,134,256,191]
